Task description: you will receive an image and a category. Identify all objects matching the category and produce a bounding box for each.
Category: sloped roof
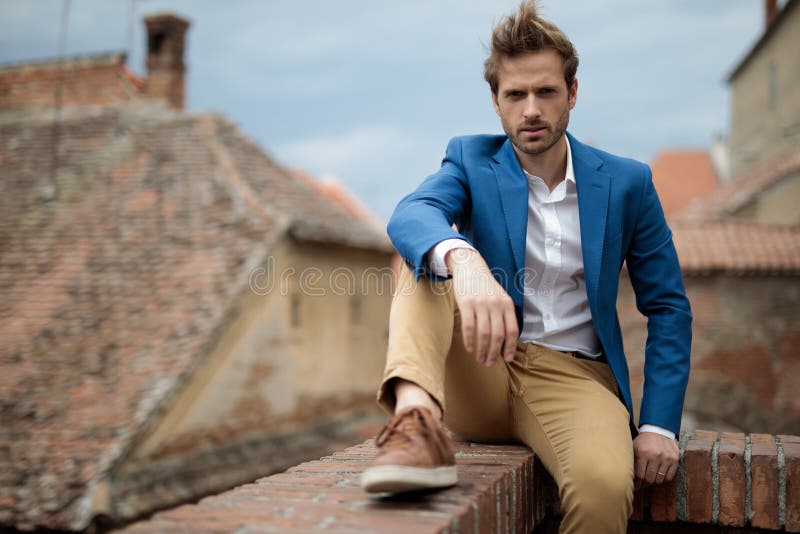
[290,169,384,229]
[0,105,390,530]
[727,0,799,81]
[677,143,800,221]
[650,149,719,217]
[672,220,800,275]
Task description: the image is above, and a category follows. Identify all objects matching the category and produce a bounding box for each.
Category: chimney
[144,13,190,109]
[765,0,779,27]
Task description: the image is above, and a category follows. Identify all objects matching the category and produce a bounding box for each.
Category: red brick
[750,433,779,530]
[717,432,746,527]
[684,430,718,523]
[630,487,645,521]
[650,478,678,522]
[780,434,800,533]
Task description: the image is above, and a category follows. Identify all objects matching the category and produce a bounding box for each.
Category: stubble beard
[508,106,570,158]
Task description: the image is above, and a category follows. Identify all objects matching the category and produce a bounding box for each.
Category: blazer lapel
[568,132,611,306]
[489,139,528,276]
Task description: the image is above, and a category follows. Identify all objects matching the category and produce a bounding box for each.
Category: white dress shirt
[426,137,674,440]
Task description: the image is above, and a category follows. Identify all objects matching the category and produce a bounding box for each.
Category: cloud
[274,124,452,221]
[0,0,766,216]
[277,124,416,173]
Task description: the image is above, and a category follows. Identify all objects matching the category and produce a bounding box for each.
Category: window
[349,294,363,324]
[290,293,301,328]
[769,61,778,110]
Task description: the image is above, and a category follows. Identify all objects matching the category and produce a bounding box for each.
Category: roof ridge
[202,115,292,232]
[0,51,127,71]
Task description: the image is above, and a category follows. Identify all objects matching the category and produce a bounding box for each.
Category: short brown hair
[484,1,579,94]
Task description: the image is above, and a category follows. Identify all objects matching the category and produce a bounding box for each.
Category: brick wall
[121,430,800,533]
[619,273,800,434]
[0,54,148,110]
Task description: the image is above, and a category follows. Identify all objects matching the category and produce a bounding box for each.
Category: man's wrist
[427,238,476,276]
[444,247,479,271]
[638,424,676,441]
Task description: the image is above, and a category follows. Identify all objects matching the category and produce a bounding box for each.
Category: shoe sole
[361,465,458,493]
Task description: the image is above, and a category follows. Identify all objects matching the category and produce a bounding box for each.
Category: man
[360,2,692,532]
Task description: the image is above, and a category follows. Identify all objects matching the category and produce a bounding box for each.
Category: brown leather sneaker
[361,406,457,493]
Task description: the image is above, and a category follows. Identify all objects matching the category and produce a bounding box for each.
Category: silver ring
[657,471,666,477]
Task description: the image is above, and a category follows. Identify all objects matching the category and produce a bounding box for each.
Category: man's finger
[634,454,648,488]
[459,300,476,353]
[485,307,505,367]
[665,460,678,482]
[474,307,491,364]
[644,460,660,485]
[654,466,667,485]
[503,301,518,362]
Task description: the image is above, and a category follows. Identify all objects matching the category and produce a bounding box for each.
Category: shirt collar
[564,134,575,184]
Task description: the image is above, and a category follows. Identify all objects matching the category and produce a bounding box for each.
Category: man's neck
[514,135,568,192]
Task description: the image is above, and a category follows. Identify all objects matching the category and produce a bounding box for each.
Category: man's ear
[491,90,501,116]
[568,78,578,110]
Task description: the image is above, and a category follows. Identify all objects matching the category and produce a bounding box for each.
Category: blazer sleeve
[387,137,474,280]
[625,165,693,436]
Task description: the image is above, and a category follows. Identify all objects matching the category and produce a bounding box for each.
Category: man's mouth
[520,125,548,135]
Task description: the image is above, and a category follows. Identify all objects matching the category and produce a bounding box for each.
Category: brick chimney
[764,0,778,27]
[144,13,189,109]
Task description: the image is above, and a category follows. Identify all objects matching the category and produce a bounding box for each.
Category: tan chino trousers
[377,267,634,534]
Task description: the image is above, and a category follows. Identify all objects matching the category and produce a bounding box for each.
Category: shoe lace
[375,408,431,448]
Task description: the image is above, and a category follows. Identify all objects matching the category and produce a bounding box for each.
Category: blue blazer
[387,132,692,436]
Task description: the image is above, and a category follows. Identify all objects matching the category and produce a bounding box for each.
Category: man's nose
[522,96,541,121]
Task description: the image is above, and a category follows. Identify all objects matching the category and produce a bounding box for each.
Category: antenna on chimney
[126,0,136,58]
[47,0,72,203]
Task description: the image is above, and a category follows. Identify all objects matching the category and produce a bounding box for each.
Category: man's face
[491,49,577,160]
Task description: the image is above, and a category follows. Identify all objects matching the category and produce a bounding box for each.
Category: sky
[0,0,767,221]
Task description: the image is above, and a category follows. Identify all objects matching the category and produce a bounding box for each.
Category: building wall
[729,2,800,176]
[131,237,393,460]
[0,57,145,110]
[618,272,800,434]
[734,170,800,223]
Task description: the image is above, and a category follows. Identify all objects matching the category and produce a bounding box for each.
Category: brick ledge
[121,431,800,533]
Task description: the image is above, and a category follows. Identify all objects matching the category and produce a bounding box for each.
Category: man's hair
[484,1,579,94]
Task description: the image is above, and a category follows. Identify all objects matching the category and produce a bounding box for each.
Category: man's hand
[632,432,679,490]
[445,248,518,367]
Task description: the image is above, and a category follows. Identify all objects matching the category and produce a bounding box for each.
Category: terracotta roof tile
[671,220,800,275]
[0,105,389,530]
[290,169,384,229]
[650,149,719,217]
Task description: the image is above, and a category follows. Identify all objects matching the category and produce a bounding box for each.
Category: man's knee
[560,455,634,516]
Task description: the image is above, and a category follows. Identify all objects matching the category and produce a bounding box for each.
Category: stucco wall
[734,170,800,224]
[132,237,393,459]
[729,3,800,176]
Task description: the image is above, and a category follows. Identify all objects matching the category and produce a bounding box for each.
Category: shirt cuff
[638,424,676,441]
[427,238,476,277]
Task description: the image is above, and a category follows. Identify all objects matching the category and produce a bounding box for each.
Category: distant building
[727,0,799,177]
[679,142,800,224]
[0,13,393,532]
[619,221,800,434]
[620,0,800,435]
